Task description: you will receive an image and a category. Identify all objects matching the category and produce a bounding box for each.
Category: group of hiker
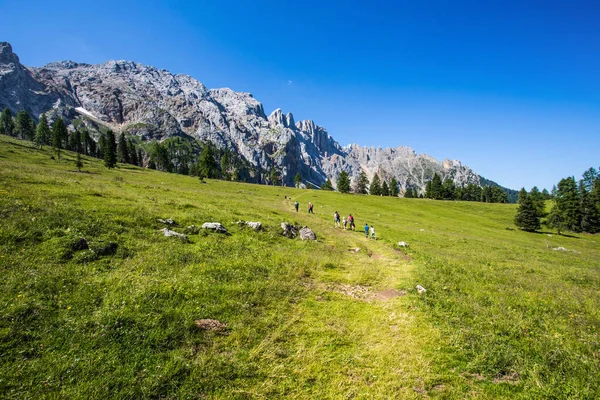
[291,198,376,239]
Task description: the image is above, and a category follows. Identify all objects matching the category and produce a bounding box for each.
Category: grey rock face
[0,42,496,193]
[245,221,262,231]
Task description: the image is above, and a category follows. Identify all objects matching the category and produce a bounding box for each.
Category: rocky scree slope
[0,41,495,192]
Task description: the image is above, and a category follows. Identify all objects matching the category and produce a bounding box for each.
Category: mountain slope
[0,41,512,194]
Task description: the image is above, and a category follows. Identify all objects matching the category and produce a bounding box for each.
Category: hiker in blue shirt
[364,223,369,238]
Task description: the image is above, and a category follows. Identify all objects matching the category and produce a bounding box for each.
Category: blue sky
[1,0,599,190]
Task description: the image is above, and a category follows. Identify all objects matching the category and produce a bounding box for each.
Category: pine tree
[581,167,598,192]
[580,181,600,233]
[269,167,279,186]
[404,187,414,198]
[52,118,68,159]
[15,110,35,140]
[529,186,546,217]
[220,152,231,179]
[35,114,51,148]
[321,178,334,190]
[426,173,443,199]
[294,173,302,188]
[128,140,138,166]
[103,131,117,169]
[69,130,82,153]
[354,171,369,194]
[549,177,582,232]
[75,152,83,172]
[199,144,217,178]
[137,150,144,167]
[514,194,540,232]
[369,174,382,195]
[337,171,351,193]
[390,177,399,197]
[442,179,456,200]
[0,108,15,136]
[517,188,528,204]
[381,181,390,196]
[117,133,129,164]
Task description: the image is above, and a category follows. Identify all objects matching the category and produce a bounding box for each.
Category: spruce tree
[103,131,117,169]
[404,187,414,198]
[514,195,540,232]
[294,173,302,188]
[337,171,350,193]
[354,171,369,194]
[390,177,399,197]
[117,133,129,164]
[199,144,217,178]
[137,149,144,167]
[35,114,51,148]
[442,179,456,200]
[581,167,598,192]
[15,110,35,140]
[128,140,138,166]
[269,167,279,186]
[69,130,82,153]
[0,108,15,136]
[52,118,68,159]
[529,186,546,217]
[517,188,528,204]
[369,174,382,195]
[549,177,582,232]
[321,178,334,191]
[75,152,83,172]
[381,181,390,196]
[580,181,600,233]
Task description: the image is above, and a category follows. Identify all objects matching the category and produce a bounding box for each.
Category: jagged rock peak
[268,108,285,127]
[285,112,295,128]
[0,42,19,64]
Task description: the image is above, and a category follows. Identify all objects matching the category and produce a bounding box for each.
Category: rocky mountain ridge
[0,41,501,193]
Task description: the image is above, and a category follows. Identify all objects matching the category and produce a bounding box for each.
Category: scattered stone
[299,226,317,240]
[202,222,227,233]
[245,221,262,231]
[161,228,189,242]
[398,241,409,247]
[416,284,427,295]
[194,319,228,333]
[158,218,178,226]
[420,229,425,232]
[95,242,118,256]
[552,246,568,251]
[349,247,361,253]
[184,225,199,234]
[71,237,89,251]
[281,222,299,238]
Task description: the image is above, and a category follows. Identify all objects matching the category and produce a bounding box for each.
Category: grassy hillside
[1,135,599,399]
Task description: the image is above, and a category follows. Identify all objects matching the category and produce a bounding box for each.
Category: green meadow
[1,135,599,399]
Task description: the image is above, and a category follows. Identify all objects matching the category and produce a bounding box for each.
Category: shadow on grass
[532,230,580,239]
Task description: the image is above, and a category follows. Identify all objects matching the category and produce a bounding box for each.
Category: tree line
[514,167,600,234]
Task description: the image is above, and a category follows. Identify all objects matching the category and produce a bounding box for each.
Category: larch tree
[35,114,51,148]
[369,174,382,195]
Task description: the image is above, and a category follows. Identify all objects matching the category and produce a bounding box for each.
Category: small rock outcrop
[299,226,317,241]
[416,285,427,295]
[281,222,299,238]
[397,241,409,247]
[161,228,189,241]
[202,222,227,233]
[245,221,262,231]
[158,218,178,226]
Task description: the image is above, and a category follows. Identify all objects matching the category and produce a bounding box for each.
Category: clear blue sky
[1,0,599,191]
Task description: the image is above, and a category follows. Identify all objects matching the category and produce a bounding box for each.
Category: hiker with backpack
[334,211,341,228]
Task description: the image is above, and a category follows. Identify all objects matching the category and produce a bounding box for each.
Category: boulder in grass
[158,218,178,227]
[416,284,427,295]
[299,226,317,241]
[185,225,200,234]
[246,221,262,231]
[398,241,409,247]
[281,222,299,238]
[162,228,189,242]
[202,222,227,233]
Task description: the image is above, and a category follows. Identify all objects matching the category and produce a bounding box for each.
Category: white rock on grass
[299,226,317,241]
[398,241,409,247]
[158,218,177,226]
[245,221,262,231]
[162,228,188,242]
[416,284,427,295]
[202,222,227,233]
[281,222,299,238]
